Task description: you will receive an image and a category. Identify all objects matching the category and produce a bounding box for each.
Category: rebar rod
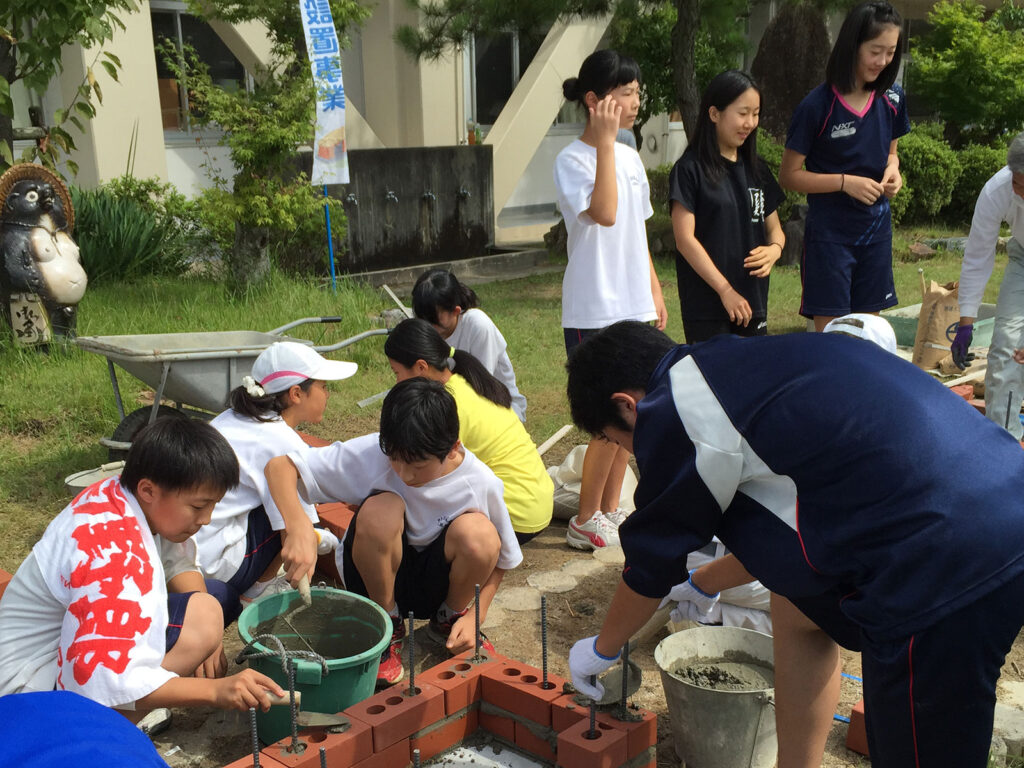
[407,611,417,696]
[249,708,261,768]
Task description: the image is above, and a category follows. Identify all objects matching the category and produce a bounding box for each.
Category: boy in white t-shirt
[266,378,522,688]
[0,418,283,715]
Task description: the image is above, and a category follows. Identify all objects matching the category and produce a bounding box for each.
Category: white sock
[387,602,401,619]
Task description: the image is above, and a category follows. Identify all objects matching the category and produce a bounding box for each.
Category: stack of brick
[224,649,657,768]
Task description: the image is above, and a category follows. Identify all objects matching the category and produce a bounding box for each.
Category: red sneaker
[427,609,496,655]
[376,618,405,688]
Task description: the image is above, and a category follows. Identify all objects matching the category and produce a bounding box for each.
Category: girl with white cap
[194,341,357,624]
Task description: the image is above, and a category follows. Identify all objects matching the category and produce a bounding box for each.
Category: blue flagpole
[323,184,337,293]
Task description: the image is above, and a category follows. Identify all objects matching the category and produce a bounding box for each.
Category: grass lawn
[0,235,1007,574]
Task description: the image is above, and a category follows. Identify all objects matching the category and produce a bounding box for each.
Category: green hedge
[894,126,962,224]
[943,142,1007,225]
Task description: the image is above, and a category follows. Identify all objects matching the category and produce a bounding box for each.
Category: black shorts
[682,317,768,344]
[341,506,452,619]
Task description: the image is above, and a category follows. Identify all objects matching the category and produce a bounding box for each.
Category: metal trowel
[591,657,643,705]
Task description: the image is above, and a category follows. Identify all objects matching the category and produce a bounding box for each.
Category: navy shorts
[226,506,283,593]
[792,571,1024,767]
[563,327,603,356]
[341,504,452,619]
[800,239,897,318]
[203,507,282,626]
[165,592,193,649]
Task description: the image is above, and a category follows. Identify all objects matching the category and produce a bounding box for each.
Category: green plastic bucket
[237,587,389,744]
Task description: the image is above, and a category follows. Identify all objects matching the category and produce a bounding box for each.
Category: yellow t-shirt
[445,375,553,534]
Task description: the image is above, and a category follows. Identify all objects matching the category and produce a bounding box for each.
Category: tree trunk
[0,38,17,168]
[671,0,702,140]
[750,4,831,140]
[230,221,271,292]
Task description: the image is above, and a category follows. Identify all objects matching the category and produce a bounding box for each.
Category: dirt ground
[150,446,1024,768]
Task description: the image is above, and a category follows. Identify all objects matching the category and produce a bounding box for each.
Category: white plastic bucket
[654,626,776,768]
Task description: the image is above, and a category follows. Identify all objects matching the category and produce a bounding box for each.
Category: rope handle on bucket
[235,633,330,677]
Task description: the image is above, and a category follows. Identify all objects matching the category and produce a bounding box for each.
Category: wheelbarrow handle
[266,317,343,335]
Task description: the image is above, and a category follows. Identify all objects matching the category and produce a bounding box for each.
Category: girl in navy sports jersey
[779,1,910,332]
[669,70,786,342]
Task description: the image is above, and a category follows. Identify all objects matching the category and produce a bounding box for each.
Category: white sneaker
[316,528,340,555]
[241,574,292,604]
[566,511,620,550]
[605,507,631,526]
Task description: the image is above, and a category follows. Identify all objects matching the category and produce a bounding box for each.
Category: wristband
[770,242,783,251]
[592,638,620,661]
[688,570,718,599]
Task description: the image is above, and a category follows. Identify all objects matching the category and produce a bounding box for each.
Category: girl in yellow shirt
[384,319,553,543]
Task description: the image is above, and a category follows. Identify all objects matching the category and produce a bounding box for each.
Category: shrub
[194,179,345,277]
[896,127,962,223]
[944,142,1008,224]
[758,131,805,224]
[647,163,672,214]
[70,185,195,284]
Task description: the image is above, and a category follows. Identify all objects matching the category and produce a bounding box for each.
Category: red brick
[515,720,557,763]
[297,431,331,448]
[551,693,588,732]
[344,683,444,752]
[846,698,869,756]
[556,719,627,768]
[350,737,411,768]
[970,398,986,415]
[599,707,657,760]
[316,501,355,538]
[222,754,289,767]
[0,569,12,602]
[410,709,479,762]
[951,384,973,401]
[551,695,656,760]
[479,708,516,743]
[416,651,504,715]
[480,661,565,727]
[263,716,372,767]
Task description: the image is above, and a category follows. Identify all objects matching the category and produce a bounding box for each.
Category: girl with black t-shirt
[669,70,786,343]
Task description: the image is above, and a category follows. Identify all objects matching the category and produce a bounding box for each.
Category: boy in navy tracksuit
[565,321,1024,768]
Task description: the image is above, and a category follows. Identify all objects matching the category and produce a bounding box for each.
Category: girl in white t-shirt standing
[193,341,357,624]
[411,269,528,422]
[554,49,667,551]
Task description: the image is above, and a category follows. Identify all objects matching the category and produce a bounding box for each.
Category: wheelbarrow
[76,317,388,459]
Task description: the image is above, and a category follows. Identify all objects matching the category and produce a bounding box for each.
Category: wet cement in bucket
[252,596,382,659]
[671,651,774,692]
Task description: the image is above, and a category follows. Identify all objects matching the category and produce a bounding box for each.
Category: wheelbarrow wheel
[108,405,188,461]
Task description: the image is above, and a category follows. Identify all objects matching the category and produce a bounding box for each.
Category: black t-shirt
[669,149,785,322]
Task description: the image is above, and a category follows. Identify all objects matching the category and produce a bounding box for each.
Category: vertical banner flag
[300,0,349,184]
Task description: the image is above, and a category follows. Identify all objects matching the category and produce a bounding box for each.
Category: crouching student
[195,341,358,624]
[266,378,522,688]
[565,321,1024,768]
[0,418,284,714]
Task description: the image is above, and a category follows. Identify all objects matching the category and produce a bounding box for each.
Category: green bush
[70,185,194,283]
[647,163,672,214]
[944,142,1007,224]
[896,127,962,223]
[194,178,346,277]
[758,130,805,224]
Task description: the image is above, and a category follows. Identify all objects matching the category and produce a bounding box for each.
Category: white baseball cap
[251,341,358,394]
[823,313,898,355]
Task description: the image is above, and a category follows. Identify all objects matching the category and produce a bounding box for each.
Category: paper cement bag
[912,280,960,370]
[547,444,637,521]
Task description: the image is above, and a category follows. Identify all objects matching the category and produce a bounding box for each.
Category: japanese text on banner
[299,0,349,184]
